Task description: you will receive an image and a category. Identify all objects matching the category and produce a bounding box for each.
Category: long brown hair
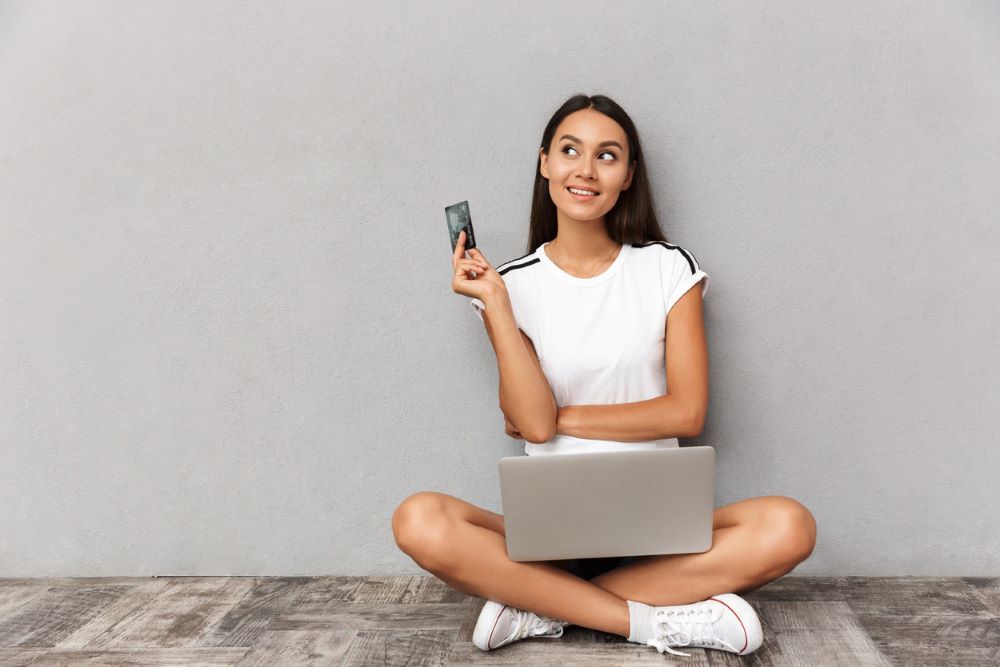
[525,94,670,255]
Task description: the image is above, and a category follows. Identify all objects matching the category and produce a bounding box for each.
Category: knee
[391,492,454,569]
[754,496,817,577]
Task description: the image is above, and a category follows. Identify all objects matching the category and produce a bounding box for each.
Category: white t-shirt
[471,239,709,456]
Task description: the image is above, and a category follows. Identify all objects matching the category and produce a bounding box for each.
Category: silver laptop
[498,446,715,561]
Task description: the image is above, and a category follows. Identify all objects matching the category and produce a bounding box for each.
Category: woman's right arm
[451,230,556,443]
[479,287,557,444]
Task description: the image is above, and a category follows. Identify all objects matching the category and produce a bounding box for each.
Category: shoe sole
[710,593,764,654]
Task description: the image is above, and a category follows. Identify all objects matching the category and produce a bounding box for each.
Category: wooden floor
[0,576,997,665]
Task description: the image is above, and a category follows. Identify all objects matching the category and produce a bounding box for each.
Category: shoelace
[646,606,740,657]
[507,610,566,644]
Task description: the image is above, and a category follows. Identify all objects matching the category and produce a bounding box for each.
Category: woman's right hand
[451,229,505,301]
[504,415,523,440]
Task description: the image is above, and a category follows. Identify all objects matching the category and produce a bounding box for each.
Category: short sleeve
[661,245,710,317]
[467,273,532,337]
[470,297,486,322]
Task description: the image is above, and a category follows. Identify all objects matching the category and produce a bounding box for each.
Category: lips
[567,186,599,195]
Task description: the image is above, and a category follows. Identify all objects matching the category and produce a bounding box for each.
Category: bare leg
[589,495,818,606]
[393,492,630,636]
[392,493,816,637]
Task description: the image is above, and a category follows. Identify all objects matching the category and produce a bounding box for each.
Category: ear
[539,147,548,179]
[622,160,636,190]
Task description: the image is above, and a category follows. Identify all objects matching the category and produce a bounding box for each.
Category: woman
[392,94,817,657]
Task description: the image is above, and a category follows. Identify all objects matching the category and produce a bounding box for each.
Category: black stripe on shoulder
[497,256,540,276]
[633,240,699,275]
[494,249,535,271]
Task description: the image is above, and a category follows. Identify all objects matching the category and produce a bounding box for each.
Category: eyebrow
[558,134,623,150]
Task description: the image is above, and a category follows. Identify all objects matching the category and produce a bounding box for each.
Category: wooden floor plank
[0,576,995,665]
[743,575,850,601]
[85,577,256,649]
[56,578,172,649]
[964,577,1000,617]
[271,602,469,632]
[348,575,467,604]
[293,577,362,606]
[337,629,452,666]
[198,577,314,648]
[235,629,355,666]
[0,578,148,589]
[0,583,49,621]
[841,577,995,617]
[764,600,882,632]
[0,647,41,666]
[455,597,484,644]
[767,629,892,666]
[0,647,249,665]
[876,643,1000,666]
[0,585,132,647]
[855,613,1000,648]
[445,641,710,665]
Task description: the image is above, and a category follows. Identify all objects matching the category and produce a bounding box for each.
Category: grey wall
[1,0,998,577]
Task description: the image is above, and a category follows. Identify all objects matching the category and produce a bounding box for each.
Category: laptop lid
[498,446,715,561]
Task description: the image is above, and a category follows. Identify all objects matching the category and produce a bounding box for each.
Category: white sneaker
[472,599,570,651]
[646,593,763,657]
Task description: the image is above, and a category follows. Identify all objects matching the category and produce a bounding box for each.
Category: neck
[548,225,620,264]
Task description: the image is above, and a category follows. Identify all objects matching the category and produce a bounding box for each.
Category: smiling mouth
[567,187,599,197]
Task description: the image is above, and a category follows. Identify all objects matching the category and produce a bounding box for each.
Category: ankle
[627,599,656,645]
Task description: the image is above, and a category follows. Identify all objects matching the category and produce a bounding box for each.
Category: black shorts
[560,555,640,580]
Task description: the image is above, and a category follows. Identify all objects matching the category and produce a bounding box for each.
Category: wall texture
[1,0,997,576]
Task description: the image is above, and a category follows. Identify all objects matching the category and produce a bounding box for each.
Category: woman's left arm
[556,395,699,441]
[556,284,709,441]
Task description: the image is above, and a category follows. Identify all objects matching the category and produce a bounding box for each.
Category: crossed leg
[392,491,816,638]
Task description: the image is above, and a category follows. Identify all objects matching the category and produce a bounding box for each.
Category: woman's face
[539,109,636,224]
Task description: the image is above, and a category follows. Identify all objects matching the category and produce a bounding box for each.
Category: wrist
[555,405,572,437]
[481,285,509,308]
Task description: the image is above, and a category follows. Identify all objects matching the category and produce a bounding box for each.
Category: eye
[562,145,616,161]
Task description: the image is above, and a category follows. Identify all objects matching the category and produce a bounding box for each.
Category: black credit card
[445,200,477,253]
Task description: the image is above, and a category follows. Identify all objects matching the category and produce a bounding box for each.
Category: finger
[452,229,466,265]
[456,259,489,276]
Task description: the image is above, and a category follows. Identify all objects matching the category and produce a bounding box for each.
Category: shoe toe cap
[711,594,763,654]
[473,601,512,650]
